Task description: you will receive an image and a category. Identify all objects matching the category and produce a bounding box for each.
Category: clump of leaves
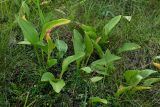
[115,69,159,97]
[73,15,141,77]
[73,15,141,106]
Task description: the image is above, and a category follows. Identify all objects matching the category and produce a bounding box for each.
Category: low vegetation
[1,0,160,106]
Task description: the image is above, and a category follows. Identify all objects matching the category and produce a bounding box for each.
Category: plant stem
[85,55,91,66]
[34,46,41,65]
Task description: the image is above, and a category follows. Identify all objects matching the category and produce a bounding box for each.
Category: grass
[1,0,160,106]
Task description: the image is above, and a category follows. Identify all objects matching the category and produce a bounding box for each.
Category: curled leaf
[40,19,71,40]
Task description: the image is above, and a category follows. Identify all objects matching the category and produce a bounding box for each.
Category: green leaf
[143,78,160,86]
[47,38,55,59]
[104,49,121,63]
[103,15,122,41]
[115,85,132,97]
[21,1,30,17]
[47,59,57,68]
[91,59,109,75]
[132,86,151,92]
[73,29,85,67]
[124,69,157,86]
[80,24,97,39]
[89,97,108,104]
[18,41,31,45]
[139,69,157,78]
[55,39,68,53]
[49,79,65,93]
[81,67,92,74]
[115,85,151,97]
[92,40,104,58]
[55,39,68,58]
[41,72,55,82]
[81,24,96,33]
[90,76,103,83]
[118,43,141,53]
[73,29,85,54]
[16,16,39,45]
[124,70,141,86]
[84,33,93,57]
[60,52,85,78]
[40,19,71,40]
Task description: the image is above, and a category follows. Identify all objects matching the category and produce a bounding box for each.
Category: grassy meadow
[1,0,160,107]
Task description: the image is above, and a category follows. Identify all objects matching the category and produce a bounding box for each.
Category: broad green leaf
[40,19,71,40]
[60,52,85,78]
[55,39,68,58]
[118,43,141,53]
[124,69,157,86]
[90,76,103,83]
[103,15,122,41]
[139,69,157,78]
[92,40,104,58]
[81,67,92,74]
[84,33,93,57]
[143,78,160,86]
[104,49,121,63]
[89,97,108,104]
[16,16,39,45]
[41,72,55,82]
[47,59,57,68]
[18,41,31,45]
[73,29,85,54]
[124,70,143,86]
[73,29,85,67]
[49,79,65,93]
[115,85,132,97]
[91,59,109,75]
[91,59,115,75]
[55,39,68,53]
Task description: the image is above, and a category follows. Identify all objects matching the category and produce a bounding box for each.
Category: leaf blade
[118,43,141,53]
